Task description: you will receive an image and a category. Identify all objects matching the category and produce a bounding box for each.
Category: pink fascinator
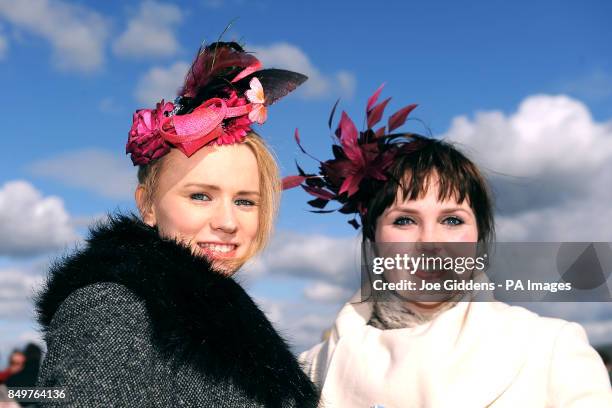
[126,42,308,165]
[283,84,426,229]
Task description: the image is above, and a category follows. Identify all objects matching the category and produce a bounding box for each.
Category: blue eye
[191,193,210,201]
[235,199,255,206]
[393,216,415,226]
[443,216,464,226]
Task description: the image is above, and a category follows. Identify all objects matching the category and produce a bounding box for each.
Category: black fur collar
[36,214,317,407]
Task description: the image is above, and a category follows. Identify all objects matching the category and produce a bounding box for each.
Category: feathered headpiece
[283,84,425,229]
[126,42,308,165]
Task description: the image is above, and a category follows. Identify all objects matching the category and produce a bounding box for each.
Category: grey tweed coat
[35,214,318,407]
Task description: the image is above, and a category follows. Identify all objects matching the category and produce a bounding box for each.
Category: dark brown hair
[361,135,495,244]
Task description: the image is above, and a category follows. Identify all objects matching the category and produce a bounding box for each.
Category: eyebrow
[182,183,260,196]
[388,206,472,215]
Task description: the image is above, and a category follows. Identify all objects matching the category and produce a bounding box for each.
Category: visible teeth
[199,243,235,253]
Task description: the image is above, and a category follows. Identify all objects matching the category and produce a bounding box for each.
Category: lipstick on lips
[197,242,238,259]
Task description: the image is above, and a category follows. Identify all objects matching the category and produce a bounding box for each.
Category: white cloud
[251,43,356,99]
[495,198,612,241]
[0,180,78,257]
[304,281,353,303]
[134,61,189,105]
[443,94,612,241]
[27,149,137,200]
[113,1,182,59]
[0,267,44,320]
[0,0,109,72]
[445,95,612,177]
[245,231,360,286]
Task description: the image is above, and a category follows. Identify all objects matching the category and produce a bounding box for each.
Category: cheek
[457,224,479,242]
[375,224,419,242]
[237,209,259,242]
[155,197,202,240]
[445,225,479,258]
[439,220,479,243]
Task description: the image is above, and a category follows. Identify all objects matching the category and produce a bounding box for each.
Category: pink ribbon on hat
[158,98,253,157]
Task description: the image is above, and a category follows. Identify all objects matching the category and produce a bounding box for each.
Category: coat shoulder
[46,282,147,333]
[37,282,162,406]
[487,302,569,338]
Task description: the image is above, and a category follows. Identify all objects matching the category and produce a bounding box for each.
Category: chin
[211,260,240,276]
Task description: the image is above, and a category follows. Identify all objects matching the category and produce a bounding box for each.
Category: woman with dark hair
[5,344,41,389]
[35,42,318,407]
[286,85,612,407]
[0,350,25,384]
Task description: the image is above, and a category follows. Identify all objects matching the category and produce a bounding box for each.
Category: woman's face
[374,173,479,307]
[375,175,478,243]
[137,144,260,275]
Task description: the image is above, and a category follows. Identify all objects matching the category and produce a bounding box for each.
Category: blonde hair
[136,132,281,268]
[239,132,282,261]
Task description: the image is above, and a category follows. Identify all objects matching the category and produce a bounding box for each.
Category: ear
[135,185,157,227]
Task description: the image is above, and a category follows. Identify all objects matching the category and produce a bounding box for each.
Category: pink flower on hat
[246,77,267,124]
[126,100,174,165]
[217,90,252,145]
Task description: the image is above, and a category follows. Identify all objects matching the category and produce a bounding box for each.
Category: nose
[417,223,437,242]
[211,199,238,234]
[415,223,442,254]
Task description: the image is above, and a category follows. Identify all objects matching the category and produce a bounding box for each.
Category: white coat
[300,294,612,407]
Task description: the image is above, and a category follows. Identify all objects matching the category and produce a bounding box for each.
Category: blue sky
[2,0,612,229]
[1,0,612,354]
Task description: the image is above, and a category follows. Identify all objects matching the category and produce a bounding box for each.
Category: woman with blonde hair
[35,42,318,407]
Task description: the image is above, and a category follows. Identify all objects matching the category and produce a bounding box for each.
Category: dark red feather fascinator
[126,42,308,166]
[283,84,425,229]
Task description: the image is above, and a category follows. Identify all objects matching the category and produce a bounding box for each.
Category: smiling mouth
[414,269,446,280]
[197,243,238,259]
